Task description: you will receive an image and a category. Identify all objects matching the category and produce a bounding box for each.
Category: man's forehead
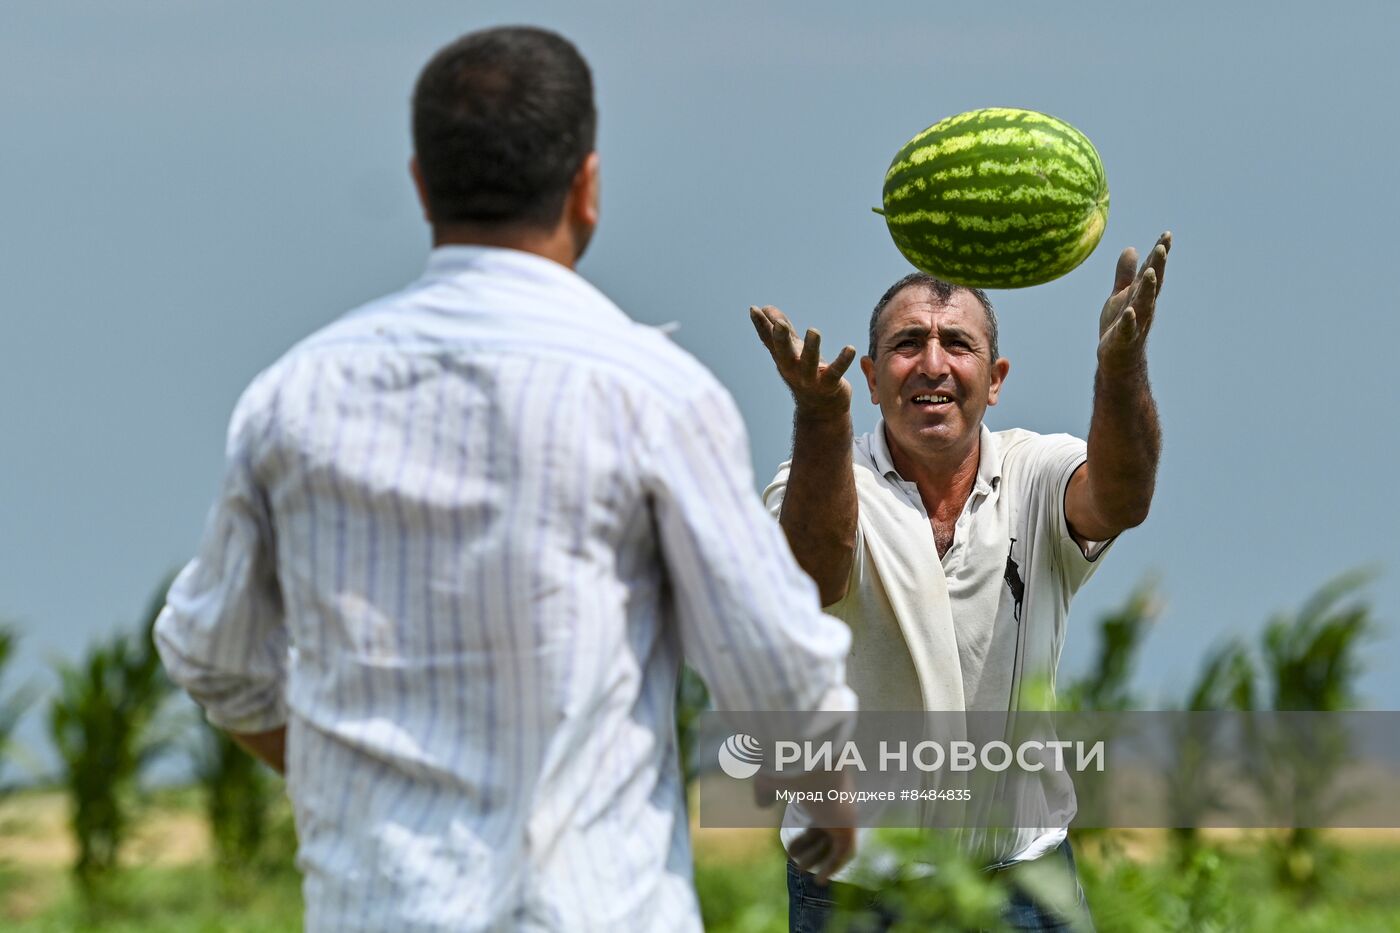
[880,288,986,336]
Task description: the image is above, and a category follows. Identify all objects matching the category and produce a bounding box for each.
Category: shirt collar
[870,419,1003,496]
[423,244,581,287]
[417,244,630,326]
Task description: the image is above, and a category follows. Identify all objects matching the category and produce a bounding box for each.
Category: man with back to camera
[154,26,860,932]
[750,233,1170,930]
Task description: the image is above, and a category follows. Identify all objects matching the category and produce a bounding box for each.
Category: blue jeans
[787,839,1093,932]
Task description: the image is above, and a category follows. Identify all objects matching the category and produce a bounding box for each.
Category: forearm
[1085,357,1161,529]
[230,726,286,774]
[779,405,858,605]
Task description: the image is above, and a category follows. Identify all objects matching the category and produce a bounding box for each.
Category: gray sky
[4,1,1398,772]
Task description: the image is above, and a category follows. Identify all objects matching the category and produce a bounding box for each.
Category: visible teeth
[914,395,952,403]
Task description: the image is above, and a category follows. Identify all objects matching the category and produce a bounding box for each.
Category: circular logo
[717,733,763,780]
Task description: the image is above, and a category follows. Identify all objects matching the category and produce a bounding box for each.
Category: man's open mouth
[911,394,954,407]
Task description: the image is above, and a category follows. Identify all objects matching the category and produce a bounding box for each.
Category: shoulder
[218,290,409,451]
[993,428,1086,473]
[613,324,728,400]
[990,428,1089,516]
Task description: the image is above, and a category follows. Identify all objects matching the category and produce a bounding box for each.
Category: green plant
[1059,581,1159,858]
[1245,571,1376,900]
[47,582,175,895]
[195,726,277,878]
[1258,570,1374,713]
[842,830,1011,931]
[1062,580,1160,712]
[676,665,710,789]
[0,624,38,799]
[1166,640,1253,860]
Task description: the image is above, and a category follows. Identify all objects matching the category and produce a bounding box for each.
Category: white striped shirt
[155,246,856,932]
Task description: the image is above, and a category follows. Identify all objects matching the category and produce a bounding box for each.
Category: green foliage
[0,624,38,894]
[1258,569,1374,713]
[841,831,1010,931]
[47,582,175,895]
[1077,837,1400,932]
[1059,581,1161,853]
[12,828,1400,933]
[1157,572,1381,899]
[1062,580,1160,712]
[3,860,305,932]
[1184,640,1255,713]
[10,563,1389,929]
[693,839,789,933]
[1081,842,1247,932]
[1246,571,1376,899]
[1066,571,1380,902]
[1166,641,1253,859]
[0,624,38,799]
[676,665,710,788]
[194,727,280,877]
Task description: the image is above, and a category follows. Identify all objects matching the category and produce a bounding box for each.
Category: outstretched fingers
[750,306,856,413]
[1113,247,1138,296]
[825,345,857,384]
[1145,231,1171,291]
[748,305,775,347]
[1125,234,1167,334]
[1131,268,1158,334]
[750,305,801,364]
[801,328,822,381]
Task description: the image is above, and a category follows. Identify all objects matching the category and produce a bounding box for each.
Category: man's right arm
[640,372,858,880]
[749,306,858,606]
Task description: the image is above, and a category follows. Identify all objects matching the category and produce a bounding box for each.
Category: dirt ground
[0,790,209,869]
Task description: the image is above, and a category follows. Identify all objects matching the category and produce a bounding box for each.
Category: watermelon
[876,107,1109,289]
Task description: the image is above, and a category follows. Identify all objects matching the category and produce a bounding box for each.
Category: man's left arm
[1065,232,1171,545]
[155,381,291,771]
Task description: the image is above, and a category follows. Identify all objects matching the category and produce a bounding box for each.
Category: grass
[9,790,1400,931]
[1,864,304,933]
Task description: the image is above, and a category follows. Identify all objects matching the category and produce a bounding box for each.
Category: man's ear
[570,151,600,228]
[859,356,879,405]
[409,156,432,224]
[987,357,1011,406]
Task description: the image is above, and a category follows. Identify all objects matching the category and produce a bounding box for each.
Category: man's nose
[916,340,952,378]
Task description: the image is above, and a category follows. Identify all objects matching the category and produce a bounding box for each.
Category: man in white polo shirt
[749,233,1170,931]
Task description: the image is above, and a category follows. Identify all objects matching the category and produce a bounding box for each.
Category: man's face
[859,286,1010,465]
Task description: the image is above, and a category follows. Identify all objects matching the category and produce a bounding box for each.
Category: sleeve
[154,384,289,733]
[762,461,865,613]
[641,381,856,716]
[1034,433,1113,593]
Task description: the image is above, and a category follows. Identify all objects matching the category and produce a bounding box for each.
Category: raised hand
[1098,231,1171,372]
[749,305,857,418]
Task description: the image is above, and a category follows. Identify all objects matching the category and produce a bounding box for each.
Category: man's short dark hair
[412,26,596,230]
[866,273,999,361]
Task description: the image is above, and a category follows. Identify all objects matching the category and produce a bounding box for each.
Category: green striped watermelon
[876,107,1109,289]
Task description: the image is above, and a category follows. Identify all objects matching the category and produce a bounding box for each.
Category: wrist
[1096,350,1147,382]
[794,398,852,423]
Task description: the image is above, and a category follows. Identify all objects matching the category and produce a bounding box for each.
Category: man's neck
[431,223,578,269]
[884,426,982,523]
